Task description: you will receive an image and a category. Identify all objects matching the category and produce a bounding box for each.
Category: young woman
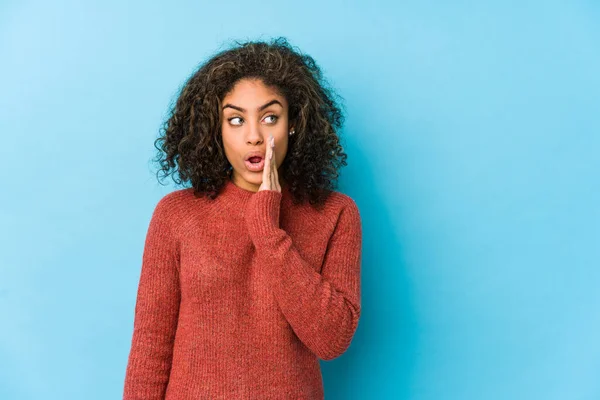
[123,36,362,400]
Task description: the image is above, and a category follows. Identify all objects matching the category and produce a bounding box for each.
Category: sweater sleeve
[123,196,181,399]
[244,190,362,361]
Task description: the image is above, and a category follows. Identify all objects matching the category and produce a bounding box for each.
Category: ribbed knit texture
[123,178,362,399]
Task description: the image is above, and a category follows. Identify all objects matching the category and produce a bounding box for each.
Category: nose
[245,120,264,145]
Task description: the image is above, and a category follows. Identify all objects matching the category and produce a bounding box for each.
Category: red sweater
[123,179,362,399]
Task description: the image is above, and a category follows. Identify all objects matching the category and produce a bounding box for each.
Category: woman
[123,36,363,400]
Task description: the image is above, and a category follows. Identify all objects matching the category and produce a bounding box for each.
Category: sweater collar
[221,178,255,205]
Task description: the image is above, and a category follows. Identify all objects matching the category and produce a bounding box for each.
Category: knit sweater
[122,178,362,399]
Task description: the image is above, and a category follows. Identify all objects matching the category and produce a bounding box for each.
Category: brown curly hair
[152,36,348,206]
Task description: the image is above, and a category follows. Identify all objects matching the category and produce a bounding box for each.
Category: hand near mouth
[258,134,281,193]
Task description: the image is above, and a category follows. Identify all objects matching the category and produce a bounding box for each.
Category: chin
[233,169,260,184]
[241,170,262,180]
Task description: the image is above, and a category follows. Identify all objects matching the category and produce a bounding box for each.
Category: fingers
[271,153,276,189]
[269,135,275,189]
[263,135,272,187]
[260,134,280,192]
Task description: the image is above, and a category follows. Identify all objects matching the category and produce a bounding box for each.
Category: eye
[228,117,243,126]
[264,114,278,124]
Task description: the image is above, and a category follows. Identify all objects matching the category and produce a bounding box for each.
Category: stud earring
[289,129,295,136]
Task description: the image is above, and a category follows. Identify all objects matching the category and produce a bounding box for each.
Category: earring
[289,129,295,136]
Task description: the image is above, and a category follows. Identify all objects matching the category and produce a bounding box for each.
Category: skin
[220,78,293,193]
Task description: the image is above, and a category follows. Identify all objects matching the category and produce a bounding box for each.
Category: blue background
[1,0,599,399]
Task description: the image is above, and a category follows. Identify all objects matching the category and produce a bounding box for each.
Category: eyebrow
[222,99,283,113]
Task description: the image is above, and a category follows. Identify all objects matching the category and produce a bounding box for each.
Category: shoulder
[331,191,360,212]
[314,190,362,247]
[152,188,195,214]
[149,188,199,231]
[321,190,362,230]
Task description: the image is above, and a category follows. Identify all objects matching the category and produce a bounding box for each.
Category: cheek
[221,136,237,162]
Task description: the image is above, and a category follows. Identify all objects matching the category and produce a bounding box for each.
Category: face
[220,78,292,192]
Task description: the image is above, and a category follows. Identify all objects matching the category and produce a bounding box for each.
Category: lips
[243,150,266,172]
[244,158,265,172]
[244,151,265,162]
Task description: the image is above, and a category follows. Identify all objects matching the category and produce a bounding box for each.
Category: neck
[219,177,288,212]
[230,170,288,193]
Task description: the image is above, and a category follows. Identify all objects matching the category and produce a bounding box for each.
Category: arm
[244,190,362,361]
[123,196,180,399]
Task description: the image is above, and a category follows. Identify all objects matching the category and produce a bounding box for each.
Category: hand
[258,134,281,193]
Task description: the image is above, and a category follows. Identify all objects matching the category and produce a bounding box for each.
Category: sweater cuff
[245,189,283,246]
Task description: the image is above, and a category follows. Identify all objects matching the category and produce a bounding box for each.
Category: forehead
[222,78,286,106]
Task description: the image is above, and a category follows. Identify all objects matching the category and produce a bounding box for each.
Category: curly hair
[152,36,348,207]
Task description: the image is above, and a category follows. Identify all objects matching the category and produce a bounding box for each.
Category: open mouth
[244,156,265,171]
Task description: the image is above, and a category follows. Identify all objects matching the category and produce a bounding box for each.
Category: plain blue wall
[1,0,599,399]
